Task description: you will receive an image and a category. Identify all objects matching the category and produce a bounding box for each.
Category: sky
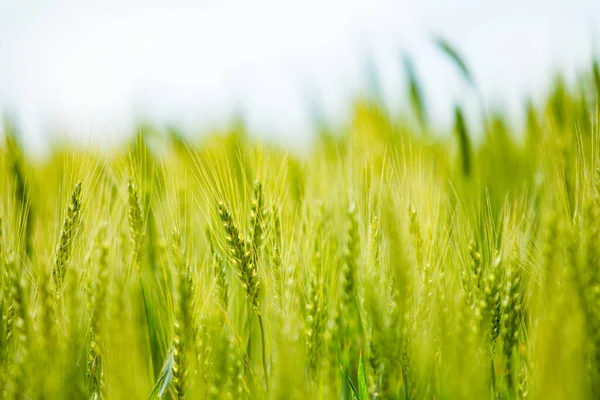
[0,0,599,153]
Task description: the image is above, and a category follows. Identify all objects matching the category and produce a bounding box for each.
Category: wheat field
[1,54,600,399]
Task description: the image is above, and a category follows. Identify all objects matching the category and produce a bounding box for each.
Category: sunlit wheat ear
[6,253,31,396]
[408,204,424,267]
[217,196,269,390]
[7,254,29,342]
[364,216,385,393]
[170,230,195,400]
[39,265,56,362]
[461,240,482,309]
[171,320,188,400]
[195,315,215,392]
[540,210,559,291]
[52,181,82,292]
[501,261,523,393]
[127,180,144,265]
[336,201,360,349]
[572,196,600,391]
[518,353,530,399]
[172,230,195,343]
[206,227,228,307]
[469,240,482,288]
[484,251,502,356]
[217,201,260,312]
[249,179,265,263]
[342,202,360,299]
[369,216,381,271]
[270,206,283,296]
[87,231,109,399]
[305,273,327,383]
[226,334,245,398]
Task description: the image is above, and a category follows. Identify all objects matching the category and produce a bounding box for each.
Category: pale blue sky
[1,0,599,153]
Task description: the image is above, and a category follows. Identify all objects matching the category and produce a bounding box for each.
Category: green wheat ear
[5,253,31,398]
[170,229,194,400]
[305,272,327,383]
[52,181,82,292]
[127,180,144,265]
[593,59,600,100]
[87,229,109,399]
[454,105,472,177]
[217,201,260,311]
[206,226,229,308]
[501,261,523,394]
[249,179,265,261]
[403,54,428,132]
[4,120,33,259]
[435,37,475,87]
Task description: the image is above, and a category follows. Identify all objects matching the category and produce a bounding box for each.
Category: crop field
[2,52,600,399]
